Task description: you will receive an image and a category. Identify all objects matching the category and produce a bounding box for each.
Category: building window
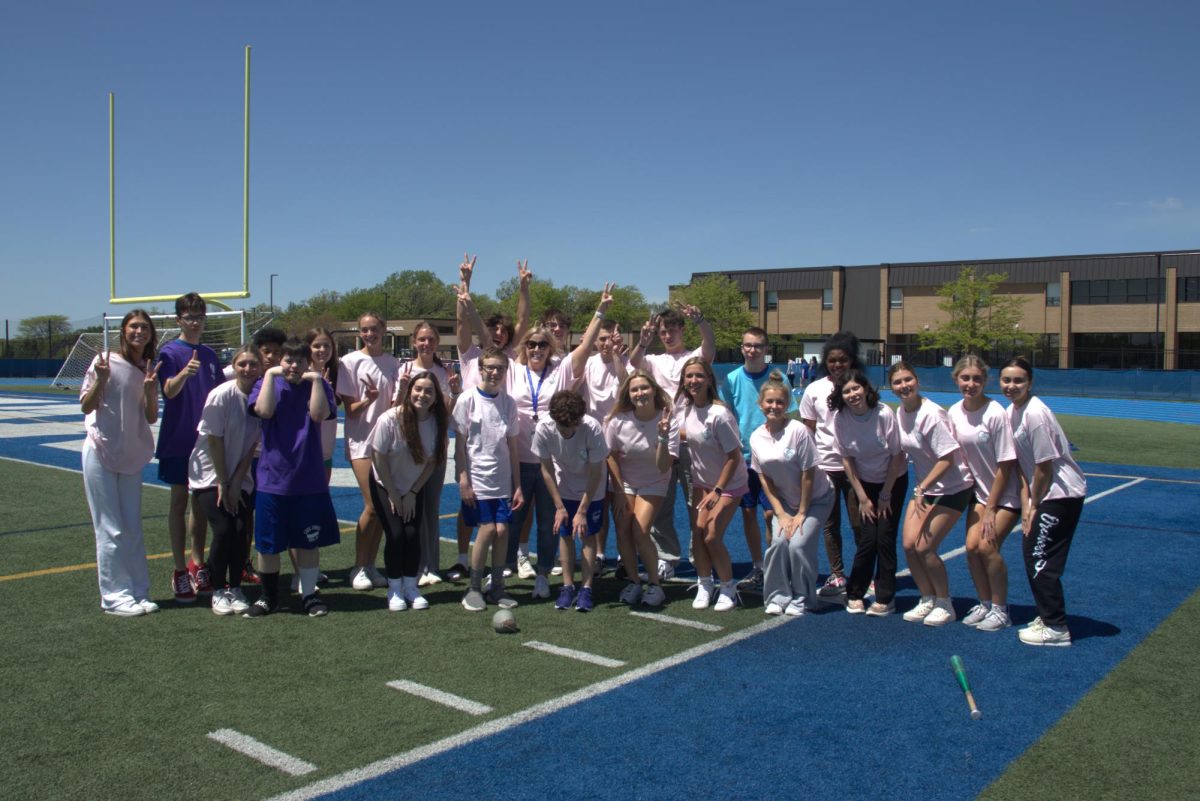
[822,288,833,310]
[1070,278,1165,305]
[1073,332,1164,369]
[747,292,758,310]
[889,288,903,309]
[1046,282,1061,307]
[1178,276,1200,302]
[766,290,778,311]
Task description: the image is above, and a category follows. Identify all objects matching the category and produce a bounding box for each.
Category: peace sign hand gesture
[517,259,532,288]
[674,301,702,323]
[597,282,615,313]
[144,360,162,389]
[361,376,380,404]
[611,323,627,356]
[639,317,656,347]
[657,407,672,439]
[459,253,477,289]
[94,349,111,382]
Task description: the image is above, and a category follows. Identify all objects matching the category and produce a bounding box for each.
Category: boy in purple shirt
[156,292,225,603]
[245,338,339,617]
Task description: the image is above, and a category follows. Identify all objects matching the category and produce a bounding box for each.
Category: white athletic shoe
[784,599,806,617]
[533,575,551,599]
[692,579,715,610]
[976,606,1011,632]
[105,601,146,618]
[387,579,408,612]
[923,601,956,627]
[351,567,374,591]
[902,597,936,622]
[403,576,429,610]
[227,587,250,613]
[657,559,676,581]
[211,590,234,616]
[714,582,738,612]
[1019,622,1072,647]
[516,554,536,579]
[137,599,160,614]
[962,603,991,627]
[764,601,785,616]
[418,569,441,587]
[846,598,866,615]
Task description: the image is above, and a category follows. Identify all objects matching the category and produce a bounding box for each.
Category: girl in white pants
[80,310,160,617]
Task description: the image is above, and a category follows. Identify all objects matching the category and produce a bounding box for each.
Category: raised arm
[512,259,532,346]
[569,282,615,375]
[254,367,282,419]
[677,302,715,362]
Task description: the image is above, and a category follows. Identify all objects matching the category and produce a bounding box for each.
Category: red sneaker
[188,559,214,596]
[173,569,196,603]
[241,562,262,586]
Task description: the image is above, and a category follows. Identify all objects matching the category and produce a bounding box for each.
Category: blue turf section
[4,390,1199,801]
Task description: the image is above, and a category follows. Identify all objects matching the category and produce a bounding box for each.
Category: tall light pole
[381,291,389,324]
[269,273,279,314]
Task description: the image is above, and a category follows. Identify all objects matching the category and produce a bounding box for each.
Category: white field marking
[522,640,626,668]
[207,729,317,776]
[329,467,358,488]
[628,611,724,632]
[897,477,1146,578]
[0,405,82,419]
[1084,471,1200,486]
[386,680,494,716]
[265,615,792,801]
[0,454,171,490]
[0,421,88,438]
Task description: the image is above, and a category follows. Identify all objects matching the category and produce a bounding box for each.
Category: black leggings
[194,487,250,588]
[1023,496,1085,628]
[369,479,425,579]
[821,470,859,577]
[846,474,908,605]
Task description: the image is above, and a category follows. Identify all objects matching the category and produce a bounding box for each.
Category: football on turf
[492,609,518,633]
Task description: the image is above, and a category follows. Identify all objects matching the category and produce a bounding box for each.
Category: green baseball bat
[950,654,983,720]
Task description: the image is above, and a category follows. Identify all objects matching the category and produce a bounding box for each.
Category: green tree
[495,277,650,335]
[670,274,754,350]
[18,315,74,358]
[916,266,1032,357]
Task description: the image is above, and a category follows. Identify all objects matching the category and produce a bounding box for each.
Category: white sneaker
[976,606,1011,632]
[641,584,666,608]
[618,582,643,605]
[714,582,738,612]
[351,567,374,591]
[516,554,536,579]
[1023,616,1045,631]
[550,560,563,576]
[227,587,250,613]
[784,599,806,617]
[692,579,714,610]
[923,600,956,627]
[137,599,160,614]
[387,579,407,611]
[657,559,675,580]
[962,603,991,627]
[418,570,442,587]
[403,576,430,610]
[1019,622,1072,646]
[903,597,936,622]
[211,590,234,616]
[105,601,146,617]
[846,598,866,614]
[533,575,551,599]
[367,565,388,588]
[764,601,785,616]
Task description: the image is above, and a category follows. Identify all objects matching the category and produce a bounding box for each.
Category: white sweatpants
[82,440,151,611]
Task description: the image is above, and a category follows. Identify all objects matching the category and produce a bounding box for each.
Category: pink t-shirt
[1008,396,1088,501]
[530,414,608,501]
[640,347,703,400]
[452,389,519,501]
[369,409,440,496]
[459,344,516,396]
[337,350,401,460]
[80,354,155,475]
[750,419,831,511]
[581,353,628,421]
[832,403,901,484]
[604,410,679,496]
[394,359,452,400]
[799,376,841,471]
[948,398,1021,508]
[896,398,974,496]
[188,380,262,494]
[506,356,580,463]
[681,402,748,492]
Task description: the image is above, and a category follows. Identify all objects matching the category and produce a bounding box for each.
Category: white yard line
[265,615,792,801]
[522,640,626,668]
[386,680,494,716]
[898,476,1147,578]
[628,611,724,632]
[207,729,317,777]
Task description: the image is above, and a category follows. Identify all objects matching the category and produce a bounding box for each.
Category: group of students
[80,270,1088,645]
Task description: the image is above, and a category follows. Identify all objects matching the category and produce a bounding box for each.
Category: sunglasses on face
[526,341,550,350]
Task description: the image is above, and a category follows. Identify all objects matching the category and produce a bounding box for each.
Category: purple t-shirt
[248,376,336,496]
[156,339,224,459]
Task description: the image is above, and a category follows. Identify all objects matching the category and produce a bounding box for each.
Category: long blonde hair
[607,369,671,421]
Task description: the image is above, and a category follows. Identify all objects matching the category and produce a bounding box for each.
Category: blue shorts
[558,499,603,538]
[254,492,341,554]
[739,466,771,511]
[157,455,189,486]
[460,498,512,527]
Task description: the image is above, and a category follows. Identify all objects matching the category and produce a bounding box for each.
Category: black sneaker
[243,599,274,618]
[303,594,328,617]
[444,563,469,581]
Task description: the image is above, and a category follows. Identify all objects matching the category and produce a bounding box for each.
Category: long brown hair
[607,369,671,421]
[119,309,158,365]
[397,371,449,466]
[674,356,724,409]
[305,327,340,386]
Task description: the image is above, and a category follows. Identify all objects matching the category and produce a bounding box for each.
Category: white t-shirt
[452,389,519,500]
[581,353,628,421]
[948,398,1021,508]
[832,403,901,485]
[459,344,515,397]
[394,359,452,400]
[530,414,608,502]
[750,419,831,512]
[681,402,748,492]
[337,350,401,460]
[605,410,679,495]
[369,409,439,496]
[506,356,580,463]
[1008,396,1088,502]
[80,354,155,475]
[799,376,841,471]
[188,380,262,493]
[896,398,974,496]
[640,347,703,401]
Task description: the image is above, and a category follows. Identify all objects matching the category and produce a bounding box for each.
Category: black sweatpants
[194,487,251,589]
[821,470,859,578]
[846,474,908,605]
[1022,496,1085,628]
[370,479,424,580]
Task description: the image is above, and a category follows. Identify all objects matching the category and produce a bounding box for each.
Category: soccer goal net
[51,309,273,389]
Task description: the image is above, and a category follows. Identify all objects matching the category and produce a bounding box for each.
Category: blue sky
[2,1,1198,327]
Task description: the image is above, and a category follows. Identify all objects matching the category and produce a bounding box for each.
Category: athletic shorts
[461,497,512,527]
[739,466,771,511]
[558,499,603,538]
[254,491,340,554]
[157,455,189,486]
[696,484,748,501]
[974,493,1020,514]
[929,486,975,513]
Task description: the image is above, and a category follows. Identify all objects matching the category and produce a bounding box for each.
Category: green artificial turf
[1057,413,1200,468]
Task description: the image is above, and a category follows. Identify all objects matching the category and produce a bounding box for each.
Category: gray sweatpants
[763,494,833,609]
